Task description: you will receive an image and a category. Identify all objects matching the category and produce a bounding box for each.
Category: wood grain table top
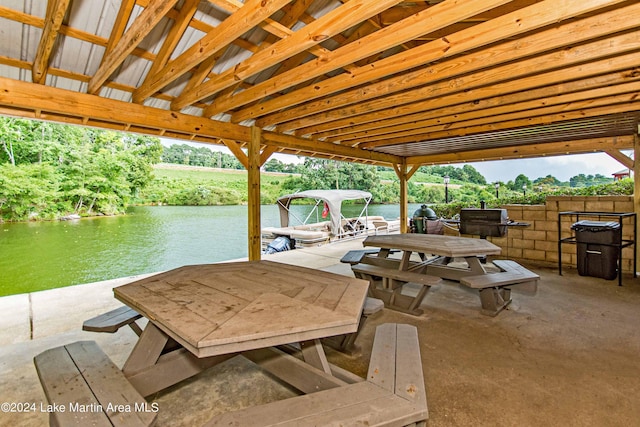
[363,234,501,258]
[114,260,369,358]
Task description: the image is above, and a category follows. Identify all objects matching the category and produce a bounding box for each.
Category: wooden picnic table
[352,234,501,315]
[363,233,502,281]
[357,234,539,316]
[37,261,429,426]
[113,260,369,397]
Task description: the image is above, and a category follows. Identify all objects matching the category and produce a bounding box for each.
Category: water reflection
[0,204,420,296]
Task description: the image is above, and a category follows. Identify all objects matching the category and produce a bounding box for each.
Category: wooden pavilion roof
[0,0,638,168]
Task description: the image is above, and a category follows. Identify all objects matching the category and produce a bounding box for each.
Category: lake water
[0,204,421,296]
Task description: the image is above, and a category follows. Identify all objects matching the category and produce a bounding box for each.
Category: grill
[459,208,509,238]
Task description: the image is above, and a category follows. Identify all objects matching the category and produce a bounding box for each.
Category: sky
[464,152,631,183]
[160,137,632,183]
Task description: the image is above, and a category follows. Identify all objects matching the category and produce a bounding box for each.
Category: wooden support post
[634,134,639,274]
[248,126,262,261]
[393,161,408,233]
[399,172,408,234]
[394,161,421,234]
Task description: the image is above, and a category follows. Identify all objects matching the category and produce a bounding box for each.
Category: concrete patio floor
[1,237,640,426]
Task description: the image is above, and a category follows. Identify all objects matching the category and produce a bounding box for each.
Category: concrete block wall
[448,196,636,273]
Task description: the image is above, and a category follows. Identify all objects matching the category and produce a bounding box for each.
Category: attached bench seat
[351,263,441,287]
[205,323,428,427]
[351,263,441,316]
[460,259,540,316]
[340,249,401,265]
[34,340,156,427]
[340,249,382,265]
[82,305,143,336]
[462,260,539,289]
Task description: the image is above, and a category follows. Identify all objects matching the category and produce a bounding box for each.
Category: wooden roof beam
[208,0,302,40]
[365,101,640,149]
[131,0,203,105]
[88,0,180,94]
[173,0,403,112]
[260,133,400,166]
[0,55,210,109]
[0,5,157,62]
[132,0,293,104]
[206,0,316,109]
[259,0,634,129]
[172,0,315,111]
[101,0,136,61]
[352,87,640,147]
[0,76,249,142]
[232,12,372,110]
[380,0,539,24]
[326,73,640,143]
[605,148,634,170]
[210,0,514,119]
[406,136,635,165]
[0,77,393,166]
[32,0,71,84]
[144,0,200,81]
[303,33,640,139]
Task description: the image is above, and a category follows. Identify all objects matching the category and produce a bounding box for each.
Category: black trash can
[571,220,621,280]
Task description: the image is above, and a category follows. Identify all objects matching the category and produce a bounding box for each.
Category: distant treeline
[0,118,625,222]
[162,143,303,174]
[161,143,614,189]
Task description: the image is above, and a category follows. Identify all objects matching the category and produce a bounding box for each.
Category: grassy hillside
[140,163,294,205]
[153,163,296,184]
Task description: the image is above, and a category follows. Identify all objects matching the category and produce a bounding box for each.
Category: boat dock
[2,237,640,426]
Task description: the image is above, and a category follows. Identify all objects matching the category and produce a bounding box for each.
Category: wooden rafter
[88,0,180,94]
[32,0,71,84]
[207,0,317,109]
[144,0,200,81]
[323,75,640,144]
[133,0,294,104]
[161,0,290,109]
[407,136,635,165]
[369,102,640,149]
[302,36,640,142]
[254,0,634,128]
[102,0,136,61]
[0,76,395,166]
[0,0,638,169]
[174,0,404,112]
[342,83,640,146]
[208,0,514,118]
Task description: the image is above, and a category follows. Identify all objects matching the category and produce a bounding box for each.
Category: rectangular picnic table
[363,234,502,281]
[113,260,370,397]
[354,234,507,315]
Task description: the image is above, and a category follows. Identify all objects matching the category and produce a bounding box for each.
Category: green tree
[0,117,162,220]
[282,159,380,192]
[534,174,561,186]
[569,173,613,187]
[0,163,60,219]
[461,165,487,185]
[511,174,532,192]
[264,158,286,172]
